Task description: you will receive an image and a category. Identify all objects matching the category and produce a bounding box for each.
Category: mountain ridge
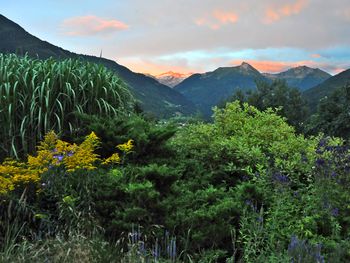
[0,14,196,118]
[303,68,350,113]
[263,65,331,91]
[174,62,268,117]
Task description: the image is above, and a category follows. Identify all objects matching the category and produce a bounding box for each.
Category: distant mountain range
[152,71,193,88]
[1,14,348,120]
[174,62,266,117]
[173,62,333,117]
[0,14,196,118]
[264,66,331,91]
[303,68,350,113]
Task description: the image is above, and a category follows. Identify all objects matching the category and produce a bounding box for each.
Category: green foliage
[70,113,177,163]
[228,80,308,132]
[303,68,350,114]
[0,53,134,160]
[306,84,350,138]
[1,99,350,262]
[165,101,317,261]
[238,206,267,262]
[0,233,141,263]
[172,101,316,182]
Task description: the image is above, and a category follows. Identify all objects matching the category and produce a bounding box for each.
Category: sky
[2,0,350,75]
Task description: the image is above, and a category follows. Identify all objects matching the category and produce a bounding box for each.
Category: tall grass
[0,53,134,159]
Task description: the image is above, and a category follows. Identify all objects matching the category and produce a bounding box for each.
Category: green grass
[0,53,134,159]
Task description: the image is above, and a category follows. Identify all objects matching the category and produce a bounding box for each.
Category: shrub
[172,101,316,183]
[68,113,177,163]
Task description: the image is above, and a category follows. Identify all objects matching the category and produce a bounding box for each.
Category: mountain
[0,14,196,118]
[153,71,193,88]
[174,62,268,117]
[264,66,331,91]
[303,68,350,113]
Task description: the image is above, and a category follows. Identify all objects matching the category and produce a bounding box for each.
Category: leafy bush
[68,113,177,163]
[224,80,308,132]
[172,101,316,183]
[1,100,350,262]
[306,84,350,138]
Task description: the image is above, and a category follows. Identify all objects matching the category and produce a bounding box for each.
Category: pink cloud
[213,10,239,24]
[195,10,238,30]
[230,60,296,73]
[264,0,308,24]
[117,58,195,76]
[311,53,322,58]
[230,60,344,74]
[333,68,346,75]
[343,9,350,21]
[62,15,128,36]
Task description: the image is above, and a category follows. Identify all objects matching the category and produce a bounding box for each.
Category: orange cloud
[196,10,238,30]
[311,53,321,58]
[213,10,239,24]
[117,58,194,76]
[333,68,346,75]
[195,18,207,27]
[230,59,319,73]
[62,15,128,36]
[264,0,308,24]
[343,9,350,21]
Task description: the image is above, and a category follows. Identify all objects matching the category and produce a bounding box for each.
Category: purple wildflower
[272,172,289,184]
[288,235,299,251]
[318,138,328,147]
[53,154,64,162]
[316,158,325,166]
[331,207,339,217]
[316,148,323,155]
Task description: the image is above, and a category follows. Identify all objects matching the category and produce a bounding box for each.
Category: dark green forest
[1,54,350,263]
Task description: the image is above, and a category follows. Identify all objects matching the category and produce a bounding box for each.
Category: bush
[172,101,316,183]
[67,113,177,164]
[1,100,350,262]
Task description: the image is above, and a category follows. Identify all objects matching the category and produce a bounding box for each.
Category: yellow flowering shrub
[0,131,133,195]
[64,132,101,172]
[117,139,134,154]
[102,153,121,165]
[0,159,40,194]
[0,173,14,194]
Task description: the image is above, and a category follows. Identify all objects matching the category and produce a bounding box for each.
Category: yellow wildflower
[28,150,56,173]
[0,131,132,195]
[64,133,100,172]
[102,153,121,165]
[0,176,14,195]
[117,139,134,153]
[37,130,58,151]
[0,159,39,193]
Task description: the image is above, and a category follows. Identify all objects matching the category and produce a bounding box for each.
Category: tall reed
[0,53,134,159]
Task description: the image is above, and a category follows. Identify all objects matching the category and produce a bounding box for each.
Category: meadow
[0,54,349,262]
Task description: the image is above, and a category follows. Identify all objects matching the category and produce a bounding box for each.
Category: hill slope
[174,62,268,117]
[264,66,331,91]
[0,14,196,118]
[303,69,350,113]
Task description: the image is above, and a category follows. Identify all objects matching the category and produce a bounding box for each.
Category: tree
[227,80,308,132]
[306,84,350,138]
